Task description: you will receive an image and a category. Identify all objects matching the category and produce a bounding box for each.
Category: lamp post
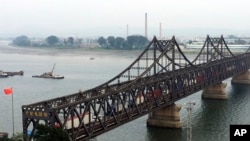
[185,101,195,141]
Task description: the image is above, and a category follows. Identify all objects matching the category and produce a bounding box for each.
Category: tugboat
[0,70,8,78]
[32,64,64,79]
[5,71,24,76]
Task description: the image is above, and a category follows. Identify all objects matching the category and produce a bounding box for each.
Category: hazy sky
[1,0,250,38]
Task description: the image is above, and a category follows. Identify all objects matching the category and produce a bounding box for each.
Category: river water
[0,40,250,141]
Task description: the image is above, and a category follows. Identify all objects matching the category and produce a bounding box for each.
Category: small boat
[0,71,8,78]
[32,64,64,79]
[5,71,24,76]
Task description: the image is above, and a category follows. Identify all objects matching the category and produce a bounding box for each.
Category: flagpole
[3,87,15,136]
[11,88,14,136]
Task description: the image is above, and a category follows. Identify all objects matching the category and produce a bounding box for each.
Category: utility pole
[127,24,129,38]
[159,22,162,40]
[145,13,148,39]
[185,102,196,141]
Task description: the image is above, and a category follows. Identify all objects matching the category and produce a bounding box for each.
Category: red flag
[4,87,13,95]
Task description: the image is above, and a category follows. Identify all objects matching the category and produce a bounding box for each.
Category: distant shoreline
[1,40,247,55]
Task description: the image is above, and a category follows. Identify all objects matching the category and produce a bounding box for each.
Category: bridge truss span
[22,35,250,141]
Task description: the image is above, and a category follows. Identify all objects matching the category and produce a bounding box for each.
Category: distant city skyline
[1,0,250,38]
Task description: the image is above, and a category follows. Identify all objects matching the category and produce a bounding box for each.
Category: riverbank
[1,40,247,59]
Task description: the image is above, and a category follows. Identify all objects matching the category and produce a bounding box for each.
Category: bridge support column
[231,71,250,84]
[202,82,227,99]
[147,103,182,128]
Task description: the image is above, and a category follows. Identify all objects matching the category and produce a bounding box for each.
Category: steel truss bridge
[22,35,250,141]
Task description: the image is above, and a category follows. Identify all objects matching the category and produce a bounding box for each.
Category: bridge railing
[22,36,250,141]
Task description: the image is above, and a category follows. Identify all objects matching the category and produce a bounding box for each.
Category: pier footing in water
[231,71,250,84]
[147,103,182,128]
[202,82,228,99]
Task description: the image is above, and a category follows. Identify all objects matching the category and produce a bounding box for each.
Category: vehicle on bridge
[55,112,94,129]
[146,88,163,100]
[128,95,145,108]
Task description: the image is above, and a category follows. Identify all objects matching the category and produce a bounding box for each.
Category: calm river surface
[0,40,250,141]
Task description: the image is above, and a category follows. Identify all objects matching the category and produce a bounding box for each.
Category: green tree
[107,36,115,48]
[13,35,31,46]
[46,35,59,46]
[10,132,23,141]
[67,37,74,45]
[97,36,107,47]
[33,124,70,141]
[126,35,148,49]
[0,132,23,141]
[114,37,125,49]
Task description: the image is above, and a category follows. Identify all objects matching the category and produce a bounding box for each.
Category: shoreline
[1,40,248,56]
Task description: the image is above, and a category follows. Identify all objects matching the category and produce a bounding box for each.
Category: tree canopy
[107,36,116,48]
[13,35,31,46]
[127,35,148,49]
[11,34,149,49]
[33,124,70,141]
[67,37,74,45]
[46,35,59,46]
[97,35,148,49]
[97,36,106,47]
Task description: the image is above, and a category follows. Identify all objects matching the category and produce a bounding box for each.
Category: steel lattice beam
[22,36,250,141]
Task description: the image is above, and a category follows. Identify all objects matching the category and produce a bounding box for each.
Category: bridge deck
[22,36,250,141]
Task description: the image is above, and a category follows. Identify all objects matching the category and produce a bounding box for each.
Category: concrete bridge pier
[231,71,250,84]
[147,103,182,128]
[202,82,228,99]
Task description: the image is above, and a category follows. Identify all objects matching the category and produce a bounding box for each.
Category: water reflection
[146,127,183,141]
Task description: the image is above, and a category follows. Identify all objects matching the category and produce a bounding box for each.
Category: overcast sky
[1,0,250,38]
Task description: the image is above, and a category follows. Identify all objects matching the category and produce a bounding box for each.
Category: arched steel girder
[23,52,250,141]
[22,36,250,141]
[192,35,235,65]
[22,36,240,111]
